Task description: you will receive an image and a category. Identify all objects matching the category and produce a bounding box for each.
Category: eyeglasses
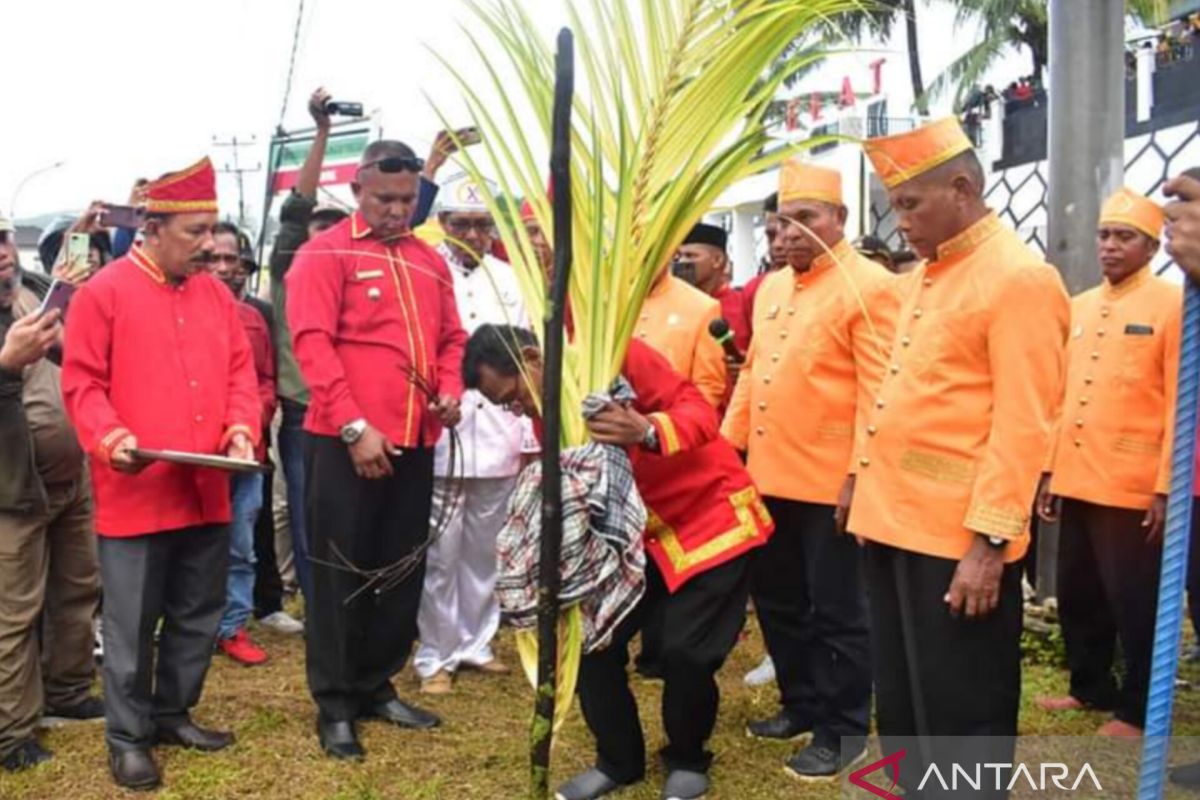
[359,156,425,174]
[444,219,496,235]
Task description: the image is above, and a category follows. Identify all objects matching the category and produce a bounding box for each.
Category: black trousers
[1057,498,1161,726]
[303,435,434,722]
[864,542,1021,800]
[98,525,229,751]
[253,446,284,618]
[749,498,870,746]
[577,554,750,784]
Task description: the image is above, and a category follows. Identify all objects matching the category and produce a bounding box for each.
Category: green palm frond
[438,0,858,447]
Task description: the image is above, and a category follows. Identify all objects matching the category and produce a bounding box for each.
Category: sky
[0,0,1092,229]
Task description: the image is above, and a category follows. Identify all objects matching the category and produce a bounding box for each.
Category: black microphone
[708,318,744,363]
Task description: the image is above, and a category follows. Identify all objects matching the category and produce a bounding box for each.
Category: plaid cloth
[495,380,647,653]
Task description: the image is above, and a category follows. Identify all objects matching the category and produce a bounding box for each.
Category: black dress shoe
[45,696,105,720]
[3,739,52,772]
[109,748,160,791]
[318,720,364,760]
[746,710,813,741]
[555,767,627,800]
[155,720,235,751]
[365,698,440,729]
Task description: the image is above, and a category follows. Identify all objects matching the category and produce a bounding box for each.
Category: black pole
[531,27,574,800]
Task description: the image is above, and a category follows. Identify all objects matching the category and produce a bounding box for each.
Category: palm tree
[925,0,1163,111]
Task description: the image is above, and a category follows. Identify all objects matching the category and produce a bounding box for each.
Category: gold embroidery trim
[129,246,166,284]
[935,213,1003,262]
[647,487,772,573]
[963,502,1028,538]
[143,199,219,213]
[1113,436,1160,456]
[385,249,419,444]
[898,449,975,485]
[649,413,681,455]
[817,422,854,441]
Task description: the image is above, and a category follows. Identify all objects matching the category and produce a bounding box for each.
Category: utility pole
[213,135,262,230]
[1040,0,1126,600]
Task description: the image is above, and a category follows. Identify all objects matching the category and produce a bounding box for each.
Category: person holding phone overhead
[60,157,261,792]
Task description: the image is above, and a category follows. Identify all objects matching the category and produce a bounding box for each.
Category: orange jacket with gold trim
[1047,267,1181,510]
[846,213,1070,563]
[722,239,901,505]
[624,339,774,591]
[634,275,727,409]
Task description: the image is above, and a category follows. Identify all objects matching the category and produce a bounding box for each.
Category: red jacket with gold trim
[286,211,467,448]
[623,340,773,591]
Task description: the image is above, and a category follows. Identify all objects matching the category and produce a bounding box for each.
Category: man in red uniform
[211,223,276,666]
[61,157,261,792]
[286,140,467,760]
[674,222,751,354]
[463,324,773,800]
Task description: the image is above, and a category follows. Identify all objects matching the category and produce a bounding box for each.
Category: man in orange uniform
[723,159,897,778]
[1035,188,1179,738]
[464,324,772,800]
[635,259,726,408]
[62,158,261,792]
[845,118,1069,795]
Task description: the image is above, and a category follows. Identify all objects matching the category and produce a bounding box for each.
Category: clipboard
[131,449,269,474]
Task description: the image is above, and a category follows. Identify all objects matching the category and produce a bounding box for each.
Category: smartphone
[103,204,145,230]
[65,233,90,275]
[38,279,77,317]
[457,126,482,147]
[324,100,364,118]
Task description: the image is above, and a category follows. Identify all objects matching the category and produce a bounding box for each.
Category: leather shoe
[746,710,812,742]
[365,698,440,729]
[3,739,52,772]
[155,719,235,751]
[555,767,628,800]
[318,720,364,760]
[109,748,160,791]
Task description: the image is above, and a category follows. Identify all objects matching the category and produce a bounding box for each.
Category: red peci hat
[144,157,219,214]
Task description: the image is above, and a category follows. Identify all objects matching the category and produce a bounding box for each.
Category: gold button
[913,308,923,319]
[638,332,647,338]
[758,401,768,410]
[1097,329,1105,337]
[1084,376,1093,385]
[1101,308,1110,318]
[771,353,781,363]
[1090,352,1099,360]
[796,283,805,291]
[923,278,932,287]
[875,399,885,409]
[780,331,788,339]
[194,415,203,423]
[756,426,765,436]
[1074,439,1083,447]
[787,308,796,316]
[889,364,900,374]
[1080,397,1089,406]
[859,457,871,467]
[1075,419,1084,427]
[763,375,772,384]
[867,425,878,436]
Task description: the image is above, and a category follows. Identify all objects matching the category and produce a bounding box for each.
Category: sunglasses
[359,156,425,174]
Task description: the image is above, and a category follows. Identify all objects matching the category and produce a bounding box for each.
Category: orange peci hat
[779,159,842,206]
[863,117,973,189]
[144,157,219,215]
[1099,187,1164,241]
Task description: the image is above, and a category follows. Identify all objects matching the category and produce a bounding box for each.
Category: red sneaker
[218,629,268,666]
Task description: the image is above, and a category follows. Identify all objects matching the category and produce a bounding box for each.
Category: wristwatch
[642,423,660,452]
[340,418,368,445]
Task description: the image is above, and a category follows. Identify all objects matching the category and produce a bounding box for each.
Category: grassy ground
[4,610,1200,800]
